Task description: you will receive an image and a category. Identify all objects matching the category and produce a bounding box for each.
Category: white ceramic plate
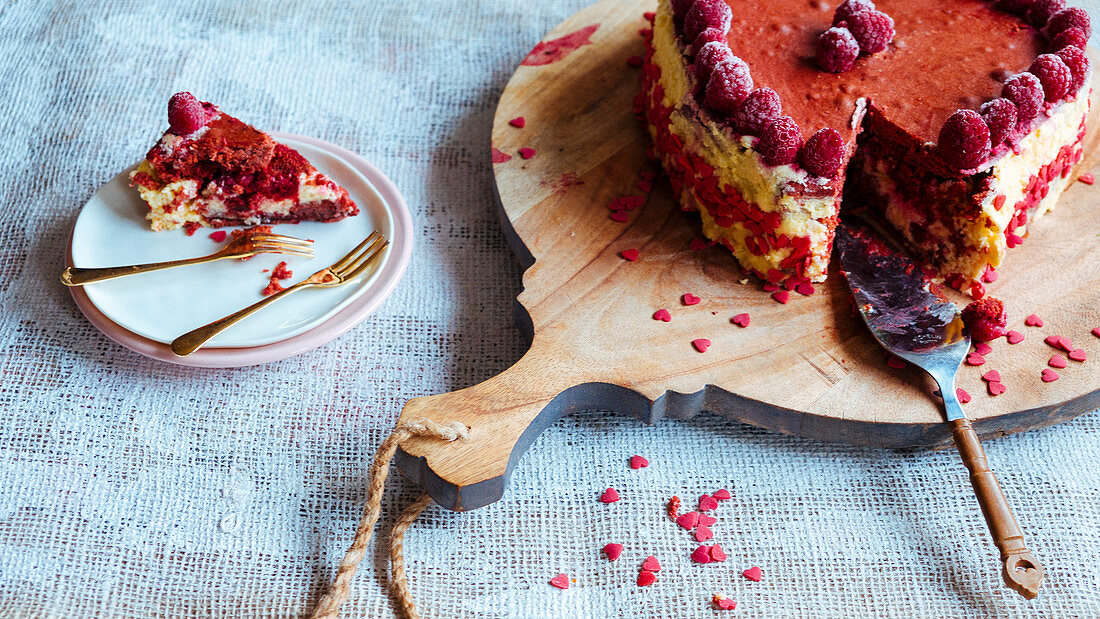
[71,134,399,348]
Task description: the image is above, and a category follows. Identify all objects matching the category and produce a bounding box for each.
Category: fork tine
[339,240,389,281]
[250,241,316,252]
[251,246,315,258]
[330,231,383,272]
[249,234,314,247]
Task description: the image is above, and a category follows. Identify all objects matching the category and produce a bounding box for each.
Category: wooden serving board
[396,0,1100,511]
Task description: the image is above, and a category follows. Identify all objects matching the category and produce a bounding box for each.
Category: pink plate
[67,133,413,368]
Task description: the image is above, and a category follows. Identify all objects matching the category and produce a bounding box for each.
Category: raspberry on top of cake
[639,0,1091,293]
[129,93,358,232]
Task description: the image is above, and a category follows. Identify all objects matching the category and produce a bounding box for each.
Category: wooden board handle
[949,418,1044,599]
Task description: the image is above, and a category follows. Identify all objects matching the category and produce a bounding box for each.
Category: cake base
[395,0,1100,512]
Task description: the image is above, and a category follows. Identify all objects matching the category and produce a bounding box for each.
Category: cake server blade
[835,223,1044,599]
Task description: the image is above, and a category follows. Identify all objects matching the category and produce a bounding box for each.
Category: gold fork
[61,232,315,286]
[171,231,389,356]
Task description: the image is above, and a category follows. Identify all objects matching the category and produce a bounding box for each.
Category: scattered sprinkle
[1049,354,1068,368]
[1045,335,1075,352]
[518,147,537,159]
[988,381,1007,396]
[620,249,639,261]
[677,511,699,530]
[610,210,629,222]
[975,342,993,355]
[713,593,737,610]
[682,293,701,306]
[1079,172,1095,184]
[599,488,620,503]
[209,231,227,243]
[667,496,681,521]
[637,179,653,192]
[689,237,708,250]
[795,283,816,296]
[965,352,986,366]
[713,488,731,500]
[982,267,998,283]
[731,313,751,328]
[641,556,661,572]
[698,495,719,511]
[1069,348,1087,362]
[1025,314,1044,327]
[692,338,712,353]
[609,195,646,210]
[956,388,972,404]
[653,308,672,322]
[1006,330,1025,345]
[691,545,713,564]
[762,283,782,292]
[698,513,717,526]
[630,455,649,469]
[1007,233,1024,248]
[1094,327,1100,339]
[508,116,526,128]
[550,573,569,589]
[637,570,656,586]
[603,543,623,561]
[709,544,727,562]
[981,370,1002,382]
[743,566,763,582]
[491,147,512,163]
[772,290,791,304]
[695,524,714,542]
[1041,368,1060,382]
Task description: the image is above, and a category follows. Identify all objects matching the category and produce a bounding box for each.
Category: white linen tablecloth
[0,1,1097,616]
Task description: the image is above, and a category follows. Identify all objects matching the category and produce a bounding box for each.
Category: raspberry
[817,27,860,73]
[167,92,206,135]
[696,42,734,87]
[994,0,1034,13]
[1054,45,1090,93]
[832,0,875,26]
[685,0,732,42]
[1001,72,1044,127]
[799,127,845,177]
[671,0,696,21]
[979,98,1018,147]
[1026,0,1064,27]
[1049,26,1088,52]
[758,116,803,166]
[1030,54,1073,101]
[703,58,753,115]
[1047,7,1092,38]
[937,109,990,170]
[847,10,895,54]
[730,88,781,135]
[961,297,1008,342]
[692,26,727,55]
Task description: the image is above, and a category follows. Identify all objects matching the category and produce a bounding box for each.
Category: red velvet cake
[638,0,1092,295]
[130,93,358,232]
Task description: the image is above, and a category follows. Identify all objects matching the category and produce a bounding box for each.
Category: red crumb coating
[961,297,1007,342]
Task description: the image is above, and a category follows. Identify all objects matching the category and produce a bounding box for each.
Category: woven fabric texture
[0,0,1098,617]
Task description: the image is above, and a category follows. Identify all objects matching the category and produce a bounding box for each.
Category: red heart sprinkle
[599,488,620,503]
[698,495,719,511]
[637,180,653,192]
[709,544,727,562]
[1006,330,1024,344]
[1079,172,1095,184]
[1006,233,1024,248]
[713,594,737,610]
[1025,314,1044,327]
[886,356,906,369]
[689,238,708,250]
[795,283,816,296]
[637,570,656,586]
[641,556,661,572]
[975,342,993,355]
[982,268,998,283]
[981,370,1001,383]
[1058,337,1074,352]
[743,566,762,582]
[518,147,536,159]
[629,455,649,469]
[713,488,731,500]
[677,511,699,530]
[653,308,672,322]
[731,313,750,327]
[626,55,644,67]
[682,293,701,305]
[762,283,781,292]
[610,210,629,222]
[1093,327,1100,339]
[695,525,714,542]
[550,573,569,589]
[956,388,971,404]
[698,513,717,526]
[1069,348,1087,362]
[691,545,713,564]
[965,352,986,366]
[508,116,526,128]
[1041,369,1060,383]
[209,231,227,243]
[620,249,639,261]
[692,338,711,353]
[772,290,791,304]
[603,543,623,561]
[988,381,1006,396]
[1049,354,1068,368]
[609,195,646,210]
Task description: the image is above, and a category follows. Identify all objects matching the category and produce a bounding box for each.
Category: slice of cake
[129,93,359,232]
[638,0,1091,295]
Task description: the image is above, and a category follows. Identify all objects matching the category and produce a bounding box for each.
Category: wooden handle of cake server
[949,418,1044,599]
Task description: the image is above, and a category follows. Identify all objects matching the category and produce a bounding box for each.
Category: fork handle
[949,418,1044,599]
[170,282,312,356]
[62,255,224,286]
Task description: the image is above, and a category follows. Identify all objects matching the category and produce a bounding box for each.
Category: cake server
[834,224,1044,599]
